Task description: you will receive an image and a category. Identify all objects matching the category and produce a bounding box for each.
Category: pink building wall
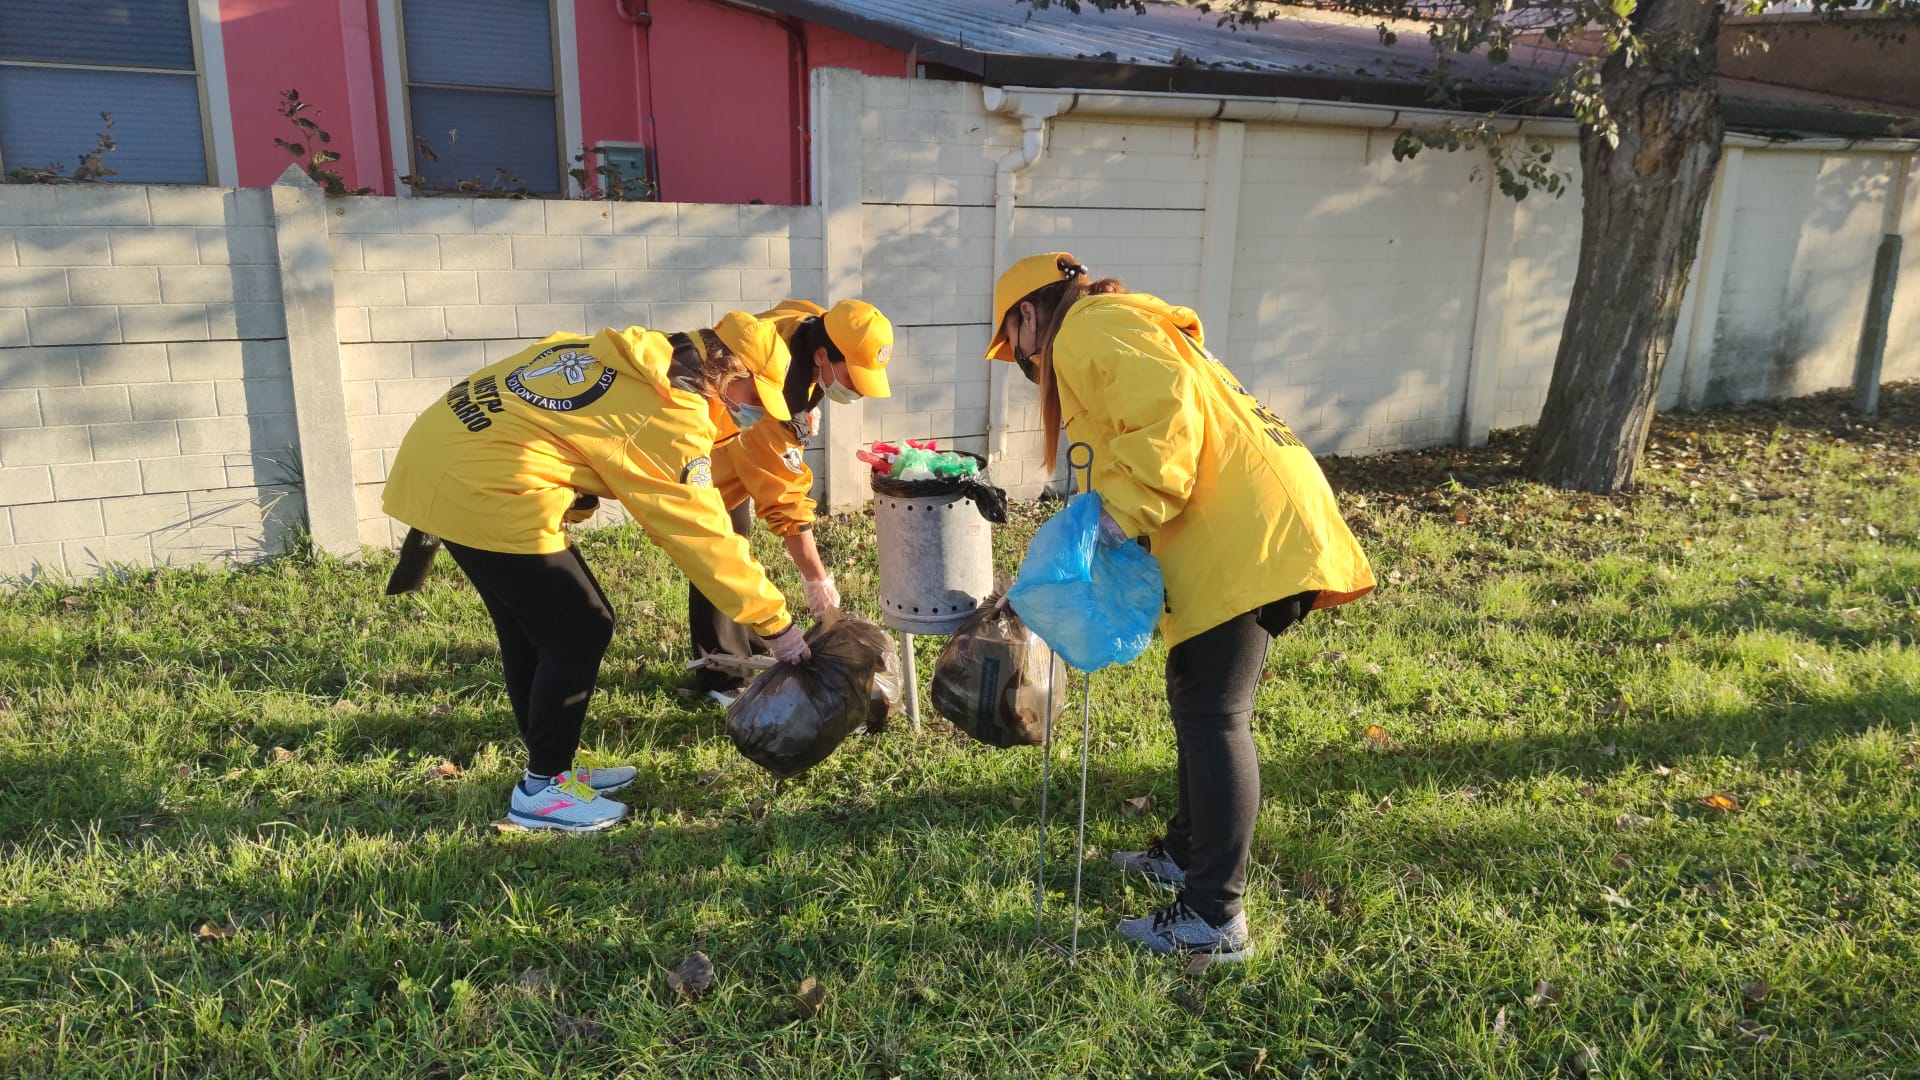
[216,0,914,201]
[221,0,391,192]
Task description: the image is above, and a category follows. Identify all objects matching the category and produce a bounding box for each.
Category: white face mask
[818,359,860,405]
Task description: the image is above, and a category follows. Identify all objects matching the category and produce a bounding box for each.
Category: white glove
[1096,507,1129,547]
[803,575,841,617]
[764,623,812,663]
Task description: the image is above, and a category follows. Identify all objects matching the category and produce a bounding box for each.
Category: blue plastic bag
[1007,492,1164,671]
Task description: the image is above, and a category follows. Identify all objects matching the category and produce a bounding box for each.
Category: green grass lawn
[4,386,1919,1079]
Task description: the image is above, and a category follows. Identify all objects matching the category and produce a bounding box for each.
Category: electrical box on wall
[589,142,655,200]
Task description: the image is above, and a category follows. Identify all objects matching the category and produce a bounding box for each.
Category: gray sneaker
[1111,840,1186,892]
[1117,901,1252,962]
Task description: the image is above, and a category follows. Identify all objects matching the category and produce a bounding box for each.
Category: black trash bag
[385,528,442,595]
[931,594,1066,748]
[727,615,897,778]
[868,452,1009,524]
[866,638,903,734]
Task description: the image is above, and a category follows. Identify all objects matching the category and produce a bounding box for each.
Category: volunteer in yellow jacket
[688,298,894,705]
[383,312,811,833]
[989,252,1374,959]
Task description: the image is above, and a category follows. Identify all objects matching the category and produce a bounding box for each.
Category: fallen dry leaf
[1603,697,1630,717]
[429,760,462,780]
[1580,782,1598,800]
[195,921,239,940]
[429,703,452,716]
[1121,795,1153,817]
[1610,852,1633,869]
[1741,979,1770,1003]
[1363,723,1391,746]
[1372,794,1393,815]
[1184,953,1212,978]
[1403,864,1426,884]
[667,951,714,997]
[269,746,297,763]
[1653,765,1674,779]
[1789,853,1817,871]
[173,764,193,779]
[490,818,529,833]
[1572,1046,1601,1075]
[1615,812,1653,831]
[1446,786,1483,803]
[1491,1006,1509,1040]
[1735,1019,1774,1045]
[1701,792,1742,813]
[1527,980,1562,1008]
[517,967,554,995]
[1364,662,1385,676]
[796,977,826,1018]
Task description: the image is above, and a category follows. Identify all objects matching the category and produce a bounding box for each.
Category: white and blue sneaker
[1112,840,1186,892]
[573,764,636,795]
[1117,901,1252,962]
[508,771,627,832]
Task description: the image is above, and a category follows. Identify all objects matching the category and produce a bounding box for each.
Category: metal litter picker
[1034,441,1099,962]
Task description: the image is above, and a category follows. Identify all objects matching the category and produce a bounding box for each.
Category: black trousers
[687,499,764,693]
[1161,591,1316,925]
[444,541,616,777]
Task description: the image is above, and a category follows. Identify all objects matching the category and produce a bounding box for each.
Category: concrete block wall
[0,185,296,578]
[1231,126,1491,456]
[1490,153,1585,432]
[3,74,1916,581]
[1707,151,1896,404]
[857,77,1011,471]
[327,197,825,547]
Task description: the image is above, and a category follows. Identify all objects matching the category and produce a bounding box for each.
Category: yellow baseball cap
[986,251,1079,362]
[712,310,792,422]
[822,300,894,398]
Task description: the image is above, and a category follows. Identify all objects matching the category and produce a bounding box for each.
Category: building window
[0,0,210,184]
[400,0,563,195]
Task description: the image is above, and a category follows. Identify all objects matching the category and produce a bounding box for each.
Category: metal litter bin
[874,489,993,633]
[871,454,995,725]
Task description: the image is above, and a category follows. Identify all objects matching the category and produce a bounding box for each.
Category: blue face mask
[726,398,767,428]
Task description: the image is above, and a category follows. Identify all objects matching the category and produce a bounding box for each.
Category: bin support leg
[901,631,920,730]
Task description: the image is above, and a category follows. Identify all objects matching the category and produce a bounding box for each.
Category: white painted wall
[0,185,295,578]
[3,72,1916,579]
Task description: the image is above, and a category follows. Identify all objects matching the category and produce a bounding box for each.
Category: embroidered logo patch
[874,343,892,369]
[780,446,806,475]
[504,345,615,413]
[681,456,713,488]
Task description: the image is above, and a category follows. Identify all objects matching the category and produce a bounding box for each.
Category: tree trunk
[1526,0,1726,493]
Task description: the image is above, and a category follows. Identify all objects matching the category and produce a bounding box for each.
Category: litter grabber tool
[1033,440,1100,963]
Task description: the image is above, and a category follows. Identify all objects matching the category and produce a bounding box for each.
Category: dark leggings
[1162,592,1315,925]
[444,541,616,777]
[687,499,763,693]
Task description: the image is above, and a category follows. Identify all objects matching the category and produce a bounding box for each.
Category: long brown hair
[667,328,748,400]
[998,253,1127,464]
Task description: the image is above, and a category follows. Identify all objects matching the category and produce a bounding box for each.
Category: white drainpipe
[984,87,1074,466]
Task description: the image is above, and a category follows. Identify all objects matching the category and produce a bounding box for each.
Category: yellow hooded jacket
[1051,293,1375,647]
[381,328,793,636]
[706,300,825,537]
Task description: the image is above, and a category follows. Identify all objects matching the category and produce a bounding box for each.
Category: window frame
[0,0,218,184]
[393,0,569,197]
